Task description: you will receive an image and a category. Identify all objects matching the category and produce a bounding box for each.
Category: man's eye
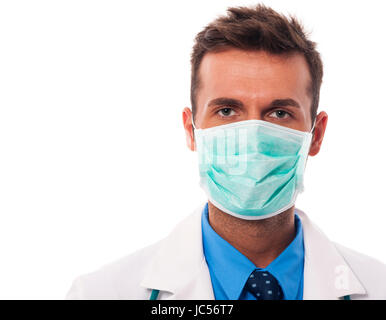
[269,110,290,119]
[217,108,236,117]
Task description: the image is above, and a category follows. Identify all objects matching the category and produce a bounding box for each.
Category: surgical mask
[192,119,314,220]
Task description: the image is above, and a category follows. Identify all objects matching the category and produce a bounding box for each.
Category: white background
[0,0,385,299]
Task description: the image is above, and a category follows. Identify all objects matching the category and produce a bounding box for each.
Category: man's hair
[190,4,323,123]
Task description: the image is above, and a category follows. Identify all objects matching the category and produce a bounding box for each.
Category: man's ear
[182,107,196,151]
[309,111,328,156]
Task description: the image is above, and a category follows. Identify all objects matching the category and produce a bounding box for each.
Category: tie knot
[245,269,284,300]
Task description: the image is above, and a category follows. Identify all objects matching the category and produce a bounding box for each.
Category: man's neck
[207,201,296,268]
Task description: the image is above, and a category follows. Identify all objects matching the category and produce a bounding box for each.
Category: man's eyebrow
[207,97,244,109]
[206,97,300,109]
[268,98,300,109]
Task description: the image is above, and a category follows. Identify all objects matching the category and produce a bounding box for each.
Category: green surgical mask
[193,119,314,220]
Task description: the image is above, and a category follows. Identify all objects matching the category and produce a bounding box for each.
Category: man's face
[183,48,327,156]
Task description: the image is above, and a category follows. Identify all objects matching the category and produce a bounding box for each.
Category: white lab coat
[66,203,386,300]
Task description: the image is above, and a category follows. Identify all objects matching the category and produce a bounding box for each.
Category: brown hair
[190,4,323,123]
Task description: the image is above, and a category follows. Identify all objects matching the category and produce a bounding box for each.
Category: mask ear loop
[191,118,197,150]
[308,120,316,148]
[310,120,316,134]
[192,118,197,130]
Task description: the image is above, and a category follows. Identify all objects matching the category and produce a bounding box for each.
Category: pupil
[276,110,285,117]
[222,108,231,115]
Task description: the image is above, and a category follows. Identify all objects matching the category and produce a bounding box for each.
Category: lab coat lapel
[141,204,366,300]
[140,202,214,300]
[297,209,366,300]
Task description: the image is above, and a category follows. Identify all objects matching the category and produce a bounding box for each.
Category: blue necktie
[245,269,284,300]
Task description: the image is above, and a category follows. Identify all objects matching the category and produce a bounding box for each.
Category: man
[66,4,386,300]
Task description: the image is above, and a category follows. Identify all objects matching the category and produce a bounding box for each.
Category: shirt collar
[265,212,304,300]
[201,202,304,300]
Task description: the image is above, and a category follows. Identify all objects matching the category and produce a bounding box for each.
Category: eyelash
[217,107,236,117]
[269,109,292,119]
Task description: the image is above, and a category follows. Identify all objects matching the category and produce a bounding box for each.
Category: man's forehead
[197,49,312,103]
[199,48,310,84]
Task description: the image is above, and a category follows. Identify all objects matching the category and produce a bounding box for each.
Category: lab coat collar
[140,203,366,300]
[296,208,366,299]
[140,203,214,299]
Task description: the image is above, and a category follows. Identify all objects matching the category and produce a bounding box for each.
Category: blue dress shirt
[201,202,304,300]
